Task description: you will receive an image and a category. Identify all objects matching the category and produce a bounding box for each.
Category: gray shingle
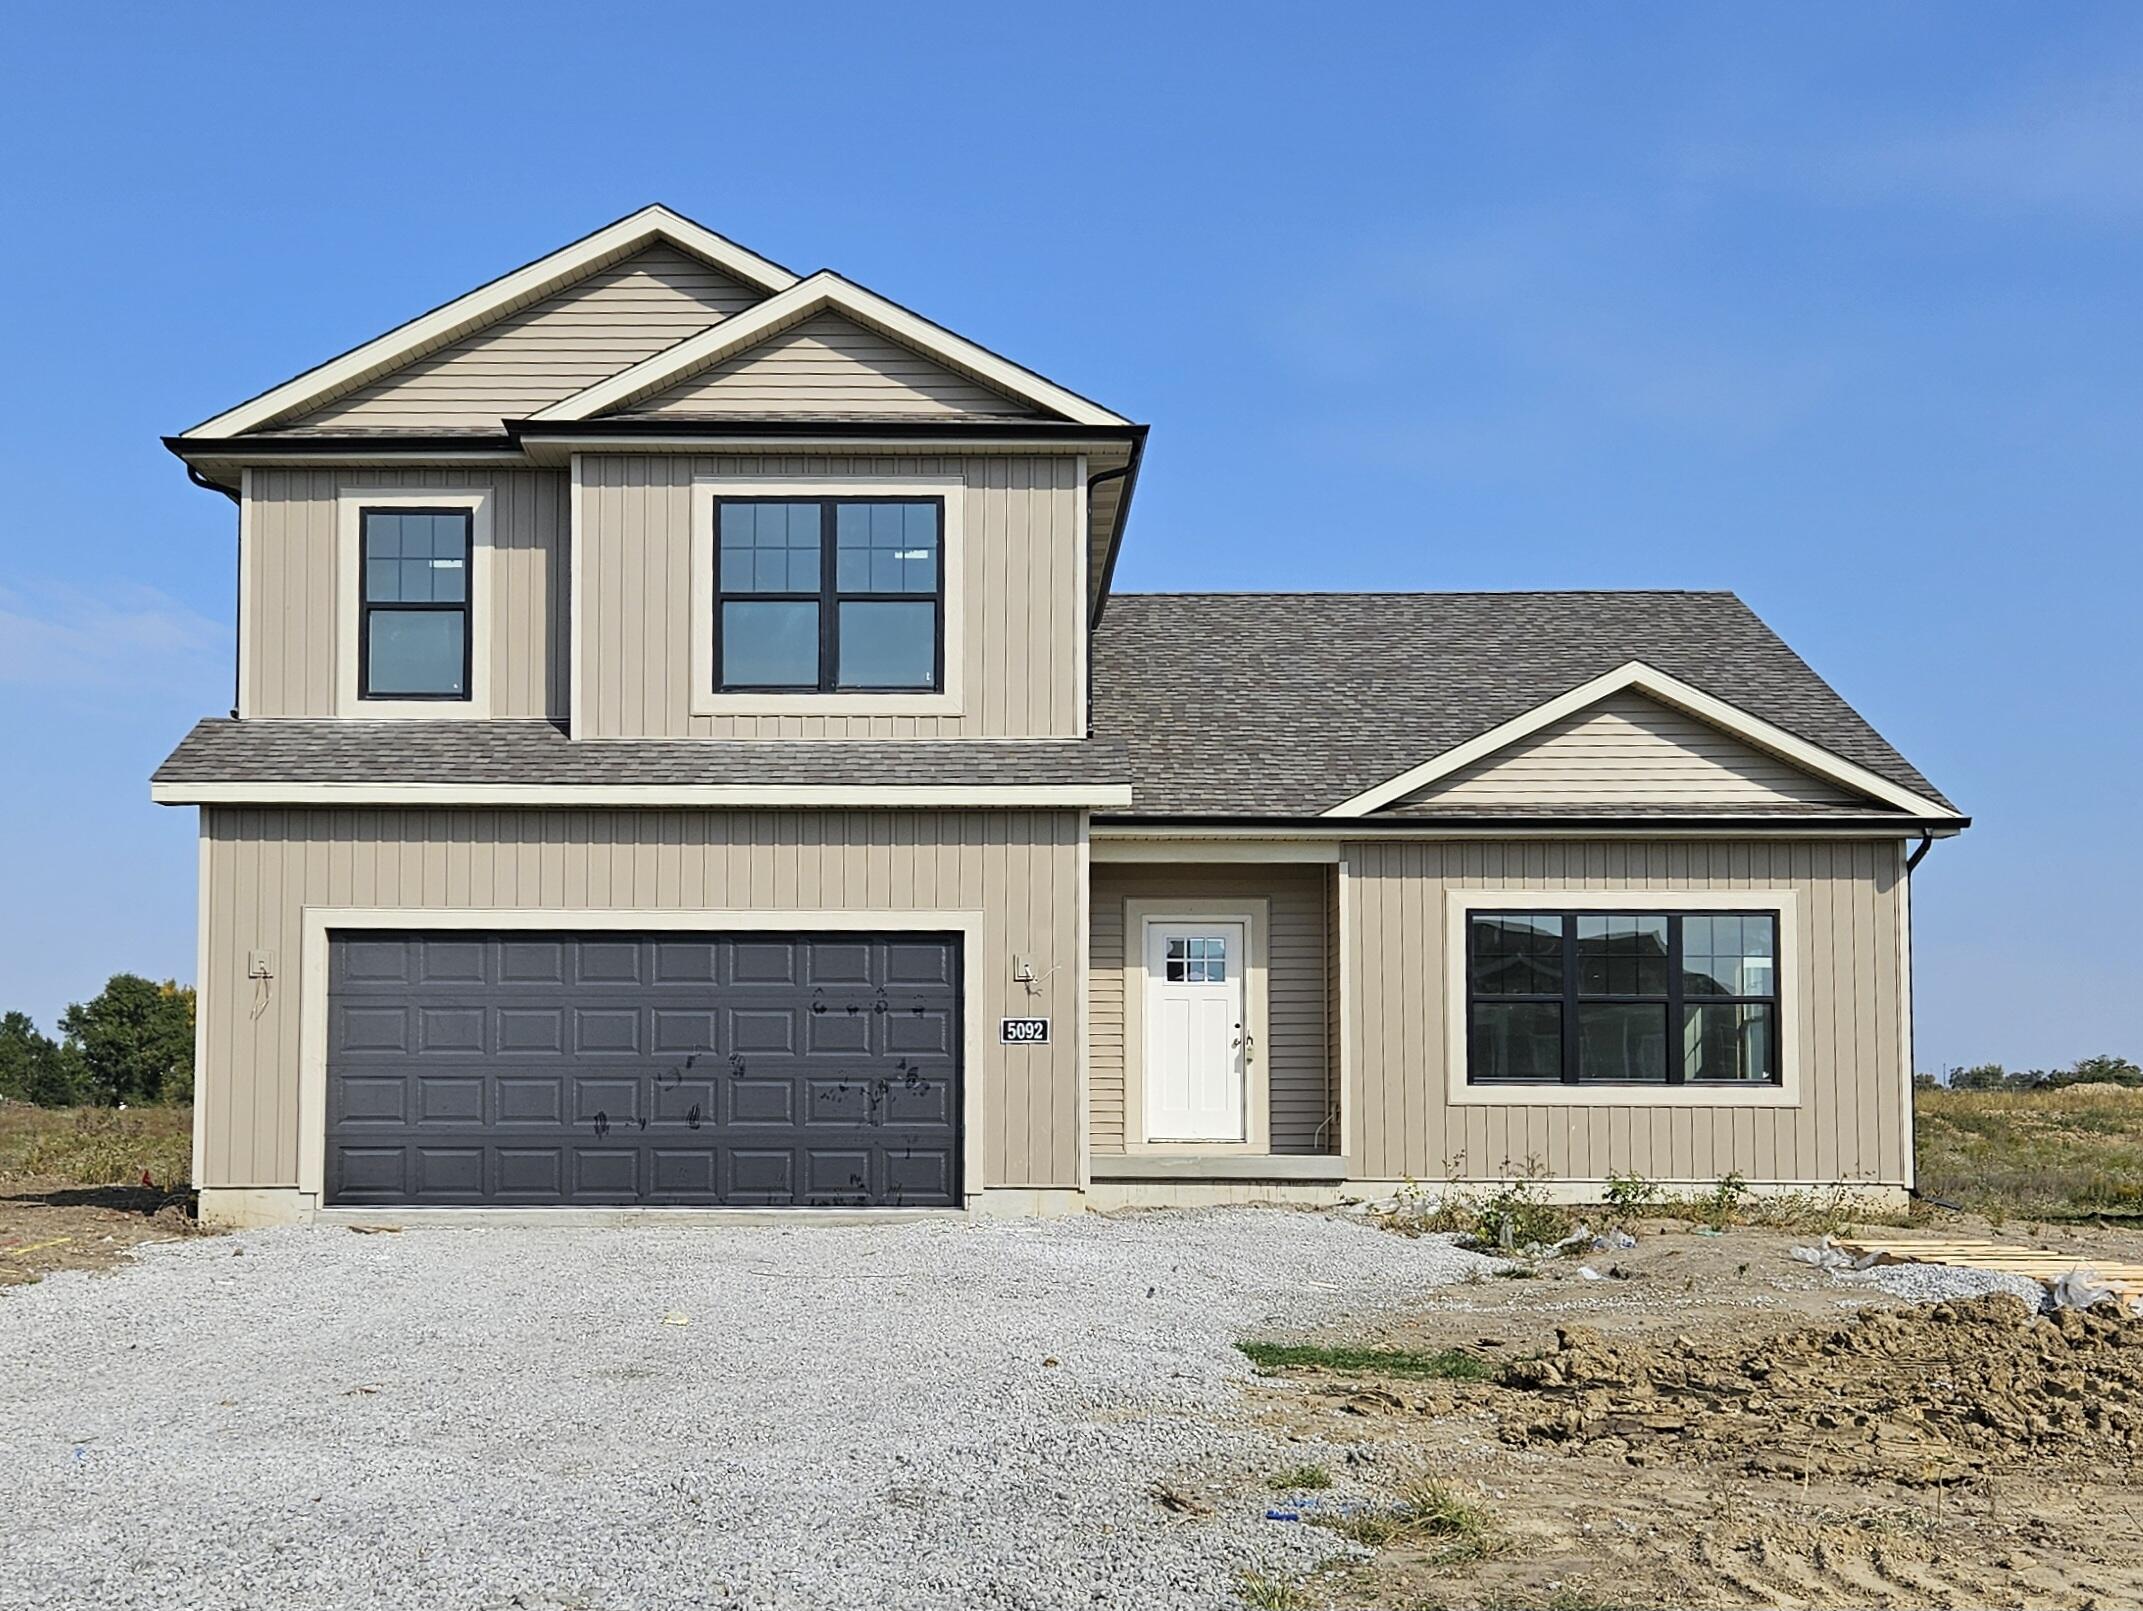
[1090,591,1958,819]
[155,721,1129,789]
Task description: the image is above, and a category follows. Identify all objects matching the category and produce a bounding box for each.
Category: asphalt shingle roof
[1089,591,1957,819]
[154,721,1128,789]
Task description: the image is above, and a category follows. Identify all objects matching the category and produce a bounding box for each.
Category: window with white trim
[713,496,943,692]
[1466,910,1780,1086]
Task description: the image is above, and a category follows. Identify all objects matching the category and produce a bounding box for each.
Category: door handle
[1235,1026,1256,1064]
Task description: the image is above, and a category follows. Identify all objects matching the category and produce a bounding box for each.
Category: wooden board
[1836,1235,2143,1307]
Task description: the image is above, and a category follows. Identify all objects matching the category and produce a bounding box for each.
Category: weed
[1603,1169,1659,1215]
[1917,1086,2143,1219]
[0,1105,193,1188]
[1238,1342,1492,1381]
[1267,1462,1333,1492]
[1314,1475,1501,1563]
[1235,1569,1310,1611]
[1469,1157,1572,1252]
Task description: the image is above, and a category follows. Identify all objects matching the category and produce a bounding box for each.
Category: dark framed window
[359,508,472,700]
[713,497,943,692]
[1467,910,1780,1086]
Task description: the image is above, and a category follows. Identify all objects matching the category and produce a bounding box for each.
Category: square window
[366,610,465,697]
[721,601,819,687]
[837,601,934,688]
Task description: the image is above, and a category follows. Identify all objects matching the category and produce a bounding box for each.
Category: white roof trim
[182,206,800,439]
[152,781,1131,808]
[529,271,1130,428]
[1321,661,1954,820]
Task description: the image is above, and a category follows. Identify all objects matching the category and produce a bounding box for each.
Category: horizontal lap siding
[196,809,1083,1192]
[630,311,1035,417]
[1344,840,1907,1186]
[1402,692,1856,806]
[581,453,1082,739]
[1089,865,1332,1155]
[246,467,567,719]
[284,246,759,431]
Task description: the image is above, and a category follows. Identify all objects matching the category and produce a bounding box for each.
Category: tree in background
[1948,1062,2013,1090]
[0,1011,82,1106]
[56,976,195,1106]
[2047,1053,2143,1089]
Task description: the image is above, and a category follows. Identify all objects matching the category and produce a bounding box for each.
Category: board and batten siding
[1395,691,1857,809]
[244,466,568,720]
[1344,839,1909,1186]
[1088,865,1334,1155]
[196,808,1083,1194]
[280,246,760,432]
[627,310,1036,418]
[578,453,1084,739]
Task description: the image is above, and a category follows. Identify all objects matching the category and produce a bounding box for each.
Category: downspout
[186,464,243,717]
[1083,462,1133,740]
[1906,828,1934,874]
[1903,826,1934,1200]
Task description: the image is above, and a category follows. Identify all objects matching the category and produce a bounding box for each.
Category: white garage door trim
[298,907,989,1207]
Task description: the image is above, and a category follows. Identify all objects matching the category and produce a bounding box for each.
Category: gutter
[1087,429,1148,630]
[1091,812,1974,834]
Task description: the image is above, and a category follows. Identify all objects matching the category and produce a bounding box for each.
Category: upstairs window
[359,508,472,700]
[1467,909,1780,1086]
[714,497,942,692]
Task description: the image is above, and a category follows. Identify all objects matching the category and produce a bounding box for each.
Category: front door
[1143,920,1248,1143]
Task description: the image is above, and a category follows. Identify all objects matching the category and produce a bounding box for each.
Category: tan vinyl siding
[1342,839,1909,1186]
[1398,692,1858,808]
[627,310,1036,418]
[579,453,1084,738]
[244,466,567,718]
[281,246,760,431]
[194,808,1083,1193]
[1089,865,1333,1155]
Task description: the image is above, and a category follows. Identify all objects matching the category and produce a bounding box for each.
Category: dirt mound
[1500,1293,2143,1484]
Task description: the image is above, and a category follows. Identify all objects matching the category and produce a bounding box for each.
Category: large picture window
[1467,910,1779,1086]
[713,497,943,693]
[359,508,472,700]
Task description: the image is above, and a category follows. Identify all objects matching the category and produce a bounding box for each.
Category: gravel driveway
[2,1209,1493,1610]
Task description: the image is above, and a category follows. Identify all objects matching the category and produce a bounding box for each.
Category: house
[155,205,1968,1226]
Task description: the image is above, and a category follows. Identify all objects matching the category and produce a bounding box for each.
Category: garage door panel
[325,932,962,1209]
[495,1075,565,1125]
[417,1007,486,1055]
[496,1148,564,1199]
[572,1008,642,1055]
[497,1007,567,1054]
[414,1076,486,1125]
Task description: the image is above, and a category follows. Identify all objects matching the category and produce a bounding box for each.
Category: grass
[1314,1475,1502,1563]
[1235,1570,1312,1611]
[1238,1341,1494,1381]
[0,1103,193,1189]
[1917,1085,2143,1220]
[1268,1462,1334,1491]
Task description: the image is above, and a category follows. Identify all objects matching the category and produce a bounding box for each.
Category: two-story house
[156,206,1967,1226]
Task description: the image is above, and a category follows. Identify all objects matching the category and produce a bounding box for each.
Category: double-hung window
[1467,910,1780,1086]
[359,508,472,700]
[714,497,943,692]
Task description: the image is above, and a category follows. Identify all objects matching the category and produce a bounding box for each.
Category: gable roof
[181,205,798,439]
[529,271,1131,428]
[1089,591,1962,822]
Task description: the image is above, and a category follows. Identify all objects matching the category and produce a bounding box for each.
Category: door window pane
[1576,914,1670,996]
[1471,1003,1563,1080]
[1578,1003,1668,1082]
[1469,914,1563,995]
[1685,1003,1775,1082]
[837,601,934,688]
[366,610,465,696]
[721,601,819,687]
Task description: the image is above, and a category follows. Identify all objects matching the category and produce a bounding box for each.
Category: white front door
[1143,920,1248,1143]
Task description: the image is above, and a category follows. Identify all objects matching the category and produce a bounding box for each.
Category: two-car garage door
[325,931,963,1209]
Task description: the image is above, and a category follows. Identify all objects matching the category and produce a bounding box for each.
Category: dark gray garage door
[325,931,962,1208]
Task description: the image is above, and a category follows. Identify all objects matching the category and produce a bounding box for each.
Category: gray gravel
[1836,1261,2050,1308]
[0,1209,1497,1611]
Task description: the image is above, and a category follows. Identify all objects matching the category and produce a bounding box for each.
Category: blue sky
[0,3,2136,1074]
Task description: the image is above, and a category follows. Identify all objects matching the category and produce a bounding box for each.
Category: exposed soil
[1241,1222,2143,1609]
[0,1182,212,1288]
